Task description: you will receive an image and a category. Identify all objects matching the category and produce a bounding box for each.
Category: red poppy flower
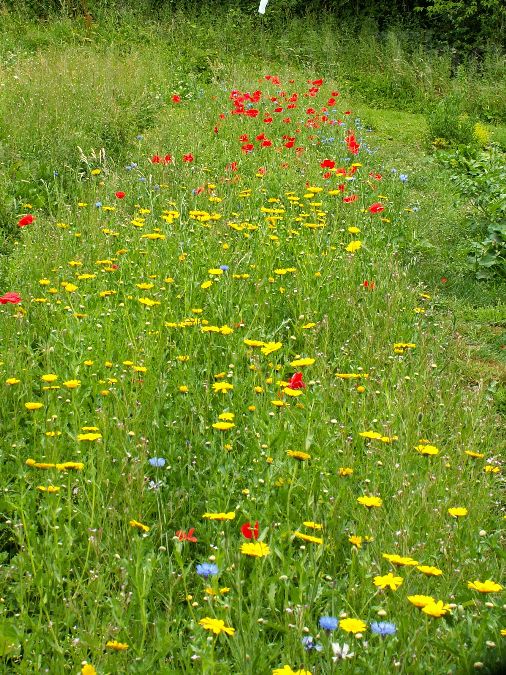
[257,167,266,175]
[115,191,126,199]
[363,280,375,290]
[241,143,254,154]
[171,94,181,103]
[263,116,273,124]
[239,134,249,142]
[163,154,172,164]
[368,202,385,214]
[323,171,332,179]
[245,109,259,118]
[18,215,35,227]
[226,162,238,172]
[283,117,292,123]
[241,521,259,540]
[306,108,315,115]
[0,292,21,304]
[441,277,447,284]
[261,139,272,147]
[345,133,360,155]
[327,97,336,106]
[151,155,161,164]
[183,153,194,163]
[176,528,197,542]
[312,79,323,86]
[343,195,358,203]
[288,372,305,390]
[320,159,335,169]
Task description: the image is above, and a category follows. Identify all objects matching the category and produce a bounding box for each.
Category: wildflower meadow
[0,4,505,674]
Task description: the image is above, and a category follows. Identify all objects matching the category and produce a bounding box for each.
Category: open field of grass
[0,9,504,674]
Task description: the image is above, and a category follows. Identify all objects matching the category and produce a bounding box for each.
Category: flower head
[199,617,235,636]
[468,580,503,593]
[407,595,435,608]
[339,618,367,634]
[448,507,468,518]
[240,541,270,557]
[421,601,452,617]
[106,640,128,651]
[331,643,354,661]
[196,562,219,578]
[357,495,382,508]
[373,572,403,591]
[149,457,166,467]
[370,621,396,636]
[319,616,338,631]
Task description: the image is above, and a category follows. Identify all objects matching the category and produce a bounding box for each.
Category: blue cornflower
[220,265,229,271]
[95,201,102,208]
[370,621,396,636]
[301,636,323,652]
[148,457,166,468]
[319,616,339,631]
[196,563,219,578]
[400,174,408,183]
[136,134,144,141]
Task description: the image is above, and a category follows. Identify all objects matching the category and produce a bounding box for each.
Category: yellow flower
[272,667,312,675]
[348,226,360,234]
[138,297,160,307]
[290,357,315,367]
[408,595,436,608]
[287,450,311,461]
[41,374,58,382]
[283,387,303,397]
[339,618,367,633]
[338,467,353,476]
[212,382,234,393]
[359,430,382,440]
[129,519,150,533]
[201,280,213,289]
[179,385,189,393]
[261,341,283,356]
[63,379,81,389]
[303,521,323,530]
[202,512,235,520]
[218,412,235,421]
[448,507,468,518]
[212,421,235,430]
[467,580,503,593]
[105,640,128,651]
[345,240,362,253]
[77,433,102,442]
[81,665,97,675]
[25,402,43,411]
[6,378,20,385]
[416,565,443,576]
[357,495,382,508]
[415,444,439,456]
[373,572,403,590]
[383,553,419,566]
[485,465,500,474]
[349,535,374,548]
[240,541,270,557]
[36,485,60,493]
[422,601,451,617]
[464,450,485,459]
[90,169,101,176]
[292,531,323,545]
[198,617,235,636]
[56,461,84,471]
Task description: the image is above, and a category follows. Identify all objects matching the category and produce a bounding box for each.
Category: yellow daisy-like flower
[272,667,312,675]
[240,541,270,557]
[260,341,283,356]
[303,521,323,530]
[218,412,235,421]
[287,450,311,461]
[464,450,485,459]
[357,495,382,508]
[359,430,382,440]
[383,553,419,566]
[485,465,500,474]
[448,507,468,518]
[345,240,362,253]
[417,565,443,576]
[81,664,97,675]
[467,580,503,593]
[336,373,368,379]
[290,357,315,367]
[138,297,161,307]
[373,572,403,590]
[408,595,436,608]
[25,402,43,411]
[129,519,150,533]
[339,618,367,633]
[63,379,81,389]
[292,531,323,545]
[283,387,303,397]
[6,378,20,385]
[202,512,236,521]
[415,444,439,456]
[198,617,235,636]
[77,433,102,442]
[41,374,58,382]
[421,601,451,617]
[338,467,353,476]
[36,485,60,493]
[212,421,235,430]
[105,640,128,651]
[212,382,234,393]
